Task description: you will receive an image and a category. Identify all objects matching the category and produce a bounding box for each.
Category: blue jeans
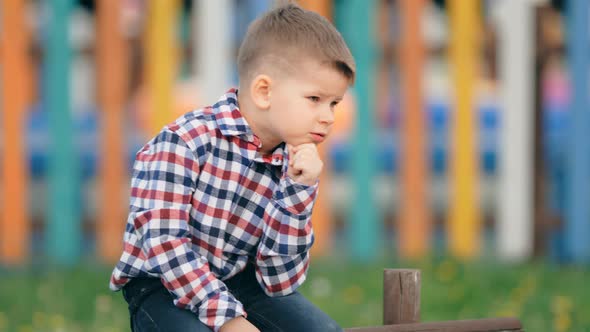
[122,263,342,332]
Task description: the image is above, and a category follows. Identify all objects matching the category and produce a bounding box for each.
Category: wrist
[289,176,318,186]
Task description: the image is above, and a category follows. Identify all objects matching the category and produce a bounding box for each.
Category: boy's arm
[130,128,246,331]
[255,144,320,296]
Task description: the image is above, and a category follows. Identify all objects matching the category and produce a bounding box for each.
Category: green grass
[0,258,589,331]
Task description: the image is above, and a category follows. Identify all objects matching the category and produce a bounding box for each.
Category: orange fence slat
[0,0,31,264]
[97,0,129,262]
[297,0,334,257]
[398,0,430,258]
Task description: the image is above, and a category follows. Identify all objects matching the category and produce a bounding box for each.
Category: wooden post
[96,0,129,263]
[447,0,480,259]
[46,0,80,265]
[297,0,334,257]
[0,0,31,264]
[383,269,421,325]
[398,0,430,259]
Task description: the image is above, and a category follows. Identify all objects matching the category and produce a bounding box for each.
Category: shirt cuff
[272,176,318,215]
[198,292,247,332]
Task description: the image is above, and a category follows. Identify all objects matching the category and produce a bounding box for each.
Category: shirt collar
[211,88,287,166]
[211,88,255,140]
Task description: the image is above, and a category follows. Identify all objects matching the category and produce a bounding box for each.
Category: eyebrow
[313,91,343,101]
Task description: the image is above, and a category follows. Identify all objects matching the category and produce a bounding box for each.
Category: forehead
[289,58,350,94]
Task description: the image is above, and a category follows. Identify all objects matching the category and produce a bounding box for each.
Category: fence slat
[398,0,430,259]
[494,0,535,262]
[337,0,380,261]
[383,269,420,324]
[447,0,480,259]
[195,0,232,102]
[46,0,80,265]
[146,0,180,135]
[0,0,31,264]
[97,0,128,263]
[297,0,335,257]
[565,0,590,263]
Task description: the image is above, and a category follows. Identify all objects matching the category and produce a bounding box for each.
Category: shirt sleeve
[255,175,318,296]
[130,128,245,331]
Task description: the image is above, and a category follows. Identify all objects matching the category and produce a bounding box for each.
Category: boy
[110,3,355,332]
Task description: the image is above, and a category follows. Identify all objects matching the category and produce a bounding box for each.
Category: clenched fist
[286,143,323,186]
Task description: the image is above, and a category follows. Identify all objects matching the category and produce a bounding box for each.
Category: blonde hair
[237,3,356,85]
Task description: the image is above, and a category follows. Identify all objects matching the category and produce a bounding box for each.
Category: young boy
[110,3,355,332]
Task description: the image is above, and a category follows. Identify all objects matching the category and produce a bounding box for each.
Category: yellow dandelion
[436,260,457,283]
[552,295,573,313]
[0,312,6,329]
[32,312,46,328]
[95,295,112,314]
[342,285,364,305]
[553,313,571,332]
[50,315,65,329]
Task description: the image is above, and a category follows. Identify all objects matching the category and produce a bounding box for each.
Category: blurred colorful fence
[0,0,588,266]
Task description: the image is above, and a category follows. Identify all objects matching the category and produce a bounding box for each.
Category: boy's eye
[307,96,320,102]
[330,101,340,108]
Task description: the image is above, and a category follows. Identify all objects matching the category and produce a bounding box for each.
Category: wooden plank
[96,0,129,263]
[383,269,420,324]
[0,0,31,264]
[493,0,535,261]
[297,0,335,257]
[447,0,480,259]
[398,0,430,259]
[345,317,522,332]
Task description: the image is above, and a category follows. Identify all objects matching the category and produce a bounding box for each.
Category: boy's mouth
[310,132,326,143]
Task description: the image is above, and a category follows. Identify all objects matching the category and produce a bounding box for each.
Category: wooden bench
[343,269,523,332]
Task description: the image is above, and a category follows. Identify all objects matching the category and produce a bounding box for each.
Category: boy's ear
[250,74,272,110]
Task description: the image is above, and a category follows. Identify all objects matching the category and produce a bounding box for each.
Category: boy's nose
[319,107,335,125]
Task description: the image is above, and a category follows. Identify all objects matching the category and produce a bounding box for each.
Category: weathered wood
[344,317,523,332]
[383,269,420,324]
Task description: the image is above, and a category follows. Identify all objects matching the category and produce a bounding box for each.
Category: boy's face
[264,59,349,148]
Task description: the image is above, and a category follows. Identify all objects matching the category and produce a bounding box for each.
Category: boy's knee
[305,315,342,332]
[320,320,343,332]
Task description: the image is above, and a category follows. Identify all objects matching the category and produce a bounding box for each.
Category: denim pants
[122,263,343,332]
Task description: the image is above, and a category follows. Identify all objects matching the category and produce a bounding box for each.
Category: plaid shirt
[110,89,317,331]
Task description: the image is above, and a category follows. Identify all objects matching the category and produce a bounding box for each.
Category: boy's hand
[220,316,260,332]
[286,143,323,186]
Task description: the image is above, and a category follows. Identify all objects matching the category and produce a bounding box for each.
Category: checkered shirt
[109,89,317,331]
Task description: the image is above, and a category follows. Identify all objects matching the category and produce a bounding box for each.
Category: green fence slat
[46,0,80,265]
[336,0,380,261]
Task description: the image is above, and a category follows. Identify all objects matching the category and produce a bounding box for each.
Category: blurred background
[1,0,589,331]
